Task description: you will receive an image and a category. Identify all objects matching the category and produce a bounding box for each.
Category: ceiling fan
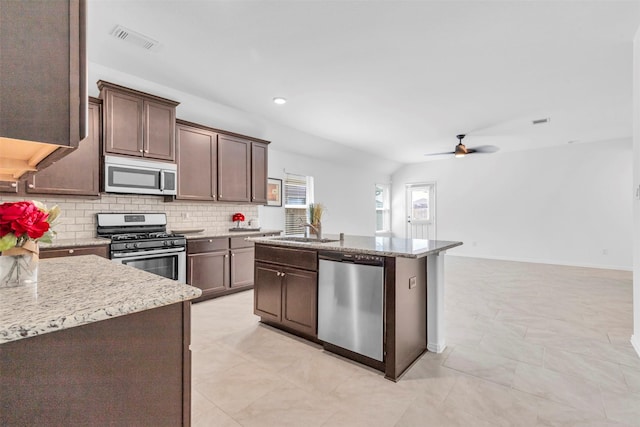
[424,134,499,158]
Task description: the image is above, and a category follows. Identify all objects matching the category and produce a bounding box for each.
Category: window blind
[284,173,313,234]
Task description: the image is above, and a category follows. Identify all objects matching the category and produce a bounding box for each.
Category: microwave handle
[160,171,165,191]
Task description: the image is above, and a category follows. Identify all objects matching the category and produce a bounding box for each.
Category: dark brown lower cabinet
[40,244,109,259]
[254,244,318,338]
[0,302,192,426]
[189,235,277,302]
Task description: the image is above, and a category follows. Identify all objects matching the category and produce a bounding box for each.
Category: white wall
[632,26,640,357]
[392,139,633,270]
[259,148,390,236]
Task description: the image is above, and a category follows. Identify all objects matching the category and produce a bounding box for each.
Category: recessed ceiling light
[273,97,287,105]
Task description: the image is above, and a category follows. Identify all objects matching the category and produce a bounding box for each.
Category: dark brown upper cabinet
[217,134,251,202]
[98,80,179,162]
[0,0,87,180]
[251,142,268,204]
[176,121,217,201]
[24,98,101,197]
[175,120,269,204]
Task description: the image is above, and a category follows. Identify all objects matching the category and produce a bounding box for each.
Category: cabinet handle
[208,239,213,242]
[28,183,35,189]
[219,194,222,198]
[68,249,74,254]
[231,253,235,257]
[10,182,17,188]
[139,149,143,153]
[281,272,286,277]
[144,150,149,153]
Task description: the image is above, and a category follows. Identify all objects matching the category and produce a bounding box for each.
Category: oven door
[112,248,186,283]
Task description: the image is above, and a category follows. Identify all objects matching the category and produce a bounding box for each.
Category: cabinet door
[40,245,109,259]
[230,247,254,289]
[188,250,229,299]
[176,124,216,200]
[25,100,101,196]
[254,262,282,323]
[144,100,176,161]
[0,181,19,194]
[282,267,318,337]
[0,0,86,148]
[217,134,250,202]
[251,142,268,204]
[104,89,144,156]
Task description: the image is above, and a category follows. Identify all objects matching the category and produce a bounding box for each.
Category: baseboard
[427,342,447,353]
[632,335,640,359]
[446,253,633,272]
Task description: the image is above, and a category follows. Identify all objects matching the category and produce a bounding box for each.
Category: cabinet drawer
[188,238,229,254]
[255,244,317,271]
[230,236,253,249]
[40,245,109,259]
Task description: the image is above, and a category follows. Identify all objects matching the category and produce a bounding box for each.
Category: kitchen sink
[271,236,339,243]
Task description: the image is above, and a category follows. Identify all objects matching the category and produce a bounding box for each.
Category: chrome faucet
[303,222,322,240]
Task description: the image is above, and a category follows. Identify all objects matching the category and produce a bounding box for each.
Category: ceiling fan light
[454,143,468,157]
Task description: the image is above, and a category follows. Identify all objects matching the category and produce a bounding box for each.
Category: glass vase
[0,245,39,288]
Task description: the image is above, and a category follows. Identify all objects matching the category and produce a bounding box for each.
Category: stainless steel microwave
[104,155,177,196]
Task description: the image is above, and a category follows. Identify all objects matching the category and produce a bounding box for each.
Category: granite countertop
[178,229,282,240]
[250,234,463,258]
[39,237,111,249]
[0,255,202,344]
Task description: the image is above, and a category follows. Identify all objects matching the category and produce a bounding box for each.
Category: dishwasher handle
[318,251,384,266]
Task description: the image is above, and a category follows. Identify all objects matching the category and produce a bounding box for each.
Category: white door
[406,183,436,240]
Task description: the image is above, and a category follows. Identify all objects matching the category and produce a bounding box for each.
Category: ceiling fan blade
[466,145,500,154]
[424,151,455,157]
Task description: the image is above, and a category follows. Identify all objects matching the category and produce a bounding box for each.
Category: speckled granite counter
[250,234,462,258]
[39,236,111,249]
[0,255,201,343]
[179,229,282,239]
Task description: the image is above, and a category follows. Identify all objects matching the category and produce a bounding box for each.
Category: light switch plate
[409,276,417,289]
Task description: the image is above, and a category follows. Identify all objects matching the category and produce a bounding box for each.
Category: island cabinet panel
[251,141,268,204]
[0,0,86,148]
[176,122,217,201]
[40,244,109,259]
[99,80,178,162]
[254,262,283,322]
[230,247,255,288]
[0,302,191,426]
[24,98,101,197]
[254,244,318,339]
[217,134,251,202]
[281,266,318,336]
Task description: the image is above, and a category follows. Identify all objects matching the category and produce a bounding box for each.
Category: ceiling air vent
[532,117,550,125]
[110,25,159,51]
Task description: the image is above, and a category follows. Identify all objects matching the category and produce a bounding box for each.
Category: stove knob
[133,243,139,249]
[172,240,180,245]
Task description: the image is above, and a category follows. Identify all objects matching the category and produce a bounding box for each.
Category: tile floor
[190,256,640,426]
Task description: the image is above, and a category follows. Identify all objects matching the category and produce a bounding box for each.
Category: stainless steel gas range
[97,213,186,283]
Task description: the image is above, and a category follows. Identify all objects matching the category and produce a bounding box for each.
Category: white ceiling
[88,0,640,165]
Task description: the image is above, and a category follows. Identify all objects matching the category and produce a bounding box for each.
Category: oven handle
[111,247,185,258]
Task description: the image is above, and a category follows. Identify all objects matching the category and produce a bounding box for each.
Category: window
[284,173,314,235]
[375,183,390,234]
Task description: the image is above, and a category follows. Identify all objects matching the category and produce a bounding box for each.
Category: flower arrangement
[308,203,325,226]
[0,200,59,251]
[232,212,245,228]
[0,200,59,287]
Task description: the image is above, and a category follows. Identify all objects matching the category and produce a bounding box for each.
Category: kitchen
[1,1,640,426]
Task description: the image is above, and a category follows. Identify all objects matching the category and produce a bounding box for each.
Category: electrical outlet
[409,276,417,289]
[181,212,189,219]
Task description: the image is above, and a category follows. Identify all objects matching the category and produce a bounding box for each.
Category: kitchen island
[249,234,462,381]
[0,255,201,426]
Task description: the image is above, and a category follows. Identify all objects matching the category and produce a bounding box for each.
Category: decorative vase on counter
[0,240,39,287]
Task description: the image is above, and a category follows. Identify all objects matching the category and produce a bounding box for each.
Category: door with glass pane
[406,183,436,240]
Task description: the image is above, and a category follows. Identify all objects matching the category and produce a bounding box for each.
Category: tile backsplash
[0,194,259,240]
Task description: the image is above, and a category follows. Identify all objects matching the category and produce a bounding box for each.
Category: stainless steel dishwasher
[317,251,385,361]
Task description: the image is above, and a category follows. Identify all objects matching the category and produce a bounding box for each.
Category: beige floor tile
[442,374,539,426]
[395,356,461,402]
[621,364,640,394]
[512,362,605,416]
[395,396,494,427]
[443,344,518,386]
[601,389,640,426]
[543,347,626,392]
[535,390,630,427]
[477,333,545,366]
[234,382,339,427]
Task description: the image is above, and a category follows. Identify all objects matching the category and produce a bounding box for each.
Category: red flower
[0,201,50,240]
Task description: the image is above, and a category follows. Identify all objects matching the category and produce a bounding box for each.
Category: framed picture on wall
[267,178,282,206]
